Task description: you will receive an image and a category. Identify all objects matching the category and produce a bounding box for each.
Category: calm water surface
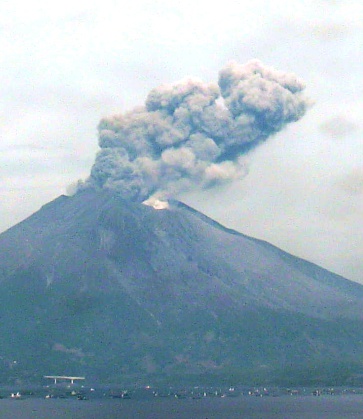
[2,395,363,419]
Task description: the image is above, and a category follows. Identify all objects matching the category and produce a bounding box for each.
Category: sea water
[2,395,363,419]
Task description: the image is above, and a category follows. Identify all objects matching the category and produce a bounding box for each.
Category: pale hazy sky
[1,0,362,282]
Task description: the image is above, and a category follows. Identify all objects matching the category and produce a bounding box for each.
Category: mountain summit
[0,190,363,385]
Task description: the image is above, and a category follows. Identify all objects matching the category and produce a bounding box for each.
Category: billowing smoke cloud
[79,60,310,201]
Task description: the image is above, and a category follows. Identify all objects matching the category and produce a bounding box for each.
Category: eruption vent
[79,60,310,201]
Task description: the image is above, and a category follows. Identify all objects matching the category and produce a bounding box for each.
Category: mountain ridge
[0,189,363,385]
[171,199,363,295]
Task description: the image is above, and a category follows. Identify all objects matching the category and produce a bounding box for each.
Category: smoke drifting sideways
[78,60,311,203]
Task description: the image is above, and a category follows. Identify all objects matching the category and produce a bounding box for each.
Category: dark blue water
[2,395,363,419]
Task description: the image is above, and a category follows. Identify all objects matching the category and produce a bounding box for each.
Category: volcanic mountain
[0,189,363,385]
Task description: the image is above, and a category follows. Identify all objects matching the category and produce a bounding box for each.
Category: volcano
[0,189,363,385]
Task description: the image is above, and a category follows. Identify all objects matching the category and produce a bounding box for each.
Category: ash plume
[79,60,310,201]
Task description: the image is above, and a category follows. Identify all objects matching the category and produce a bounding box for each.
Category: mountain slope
[0,190,363,385]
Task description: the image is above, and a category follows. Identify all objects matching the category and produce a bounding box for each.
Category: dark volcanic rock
[0,189,363,385]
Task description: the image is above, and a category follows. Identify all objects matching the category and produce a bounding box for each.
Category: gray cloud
[335,170,363,196]
[78,60,311,201]
[310,22,353,41]
[320,115,359,139]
